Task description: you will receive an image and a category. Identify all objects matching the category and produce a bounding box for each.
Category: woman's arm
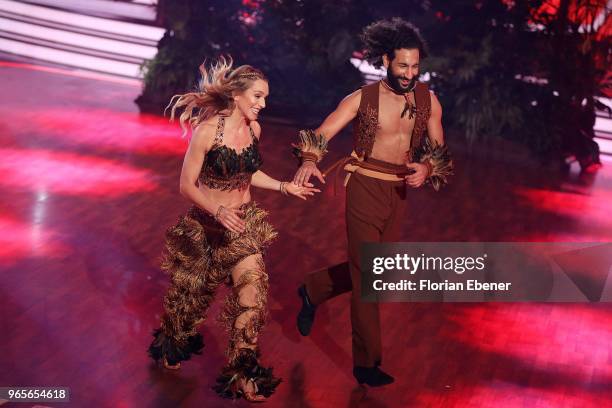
[251,170,320,200]
[250,122,320,199]
[249,122,285,192]
[250,170,283,192]
[178,122,218,214]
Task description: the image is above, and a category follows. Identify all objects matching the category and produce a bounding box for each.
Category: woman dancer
[148,57,318,402]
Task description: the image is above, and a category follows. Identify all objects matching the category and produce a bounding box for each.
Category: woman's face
[235,79,269,121]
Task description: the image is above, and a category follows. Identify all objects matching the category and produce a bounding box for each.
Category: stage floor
[1,62,611,407]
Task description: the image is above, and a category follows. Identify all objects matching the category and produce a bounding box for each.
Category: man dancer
[291,18,452,387]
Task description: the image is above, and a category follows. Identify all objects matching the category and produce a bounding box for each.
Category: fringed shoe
[148,329,204,369]
[213,348,281,402]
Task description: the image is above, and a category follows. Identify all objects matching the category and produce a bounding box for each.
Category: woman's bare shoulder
[192,115,221,146]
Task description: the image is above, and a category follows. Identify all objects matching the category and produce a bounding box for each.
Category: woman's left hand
[285,182,321,200]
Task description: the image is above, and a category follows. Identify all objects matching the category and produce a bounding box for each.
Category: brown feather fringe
[414,138,454,191]
[291,129,328,163]
[148,329,204,366]
[213,348,281,400]
[150,201,277,366]
[212,203,277,268]
[159,213,221,342]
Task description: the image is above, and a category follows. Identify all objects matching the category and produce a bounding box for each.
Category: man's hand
[404,162,429,188]
[293,161,326,187]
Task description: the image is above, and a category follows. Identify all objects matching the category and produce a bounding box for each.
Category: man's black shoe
[352,366,395,387]
[296,285,316,336]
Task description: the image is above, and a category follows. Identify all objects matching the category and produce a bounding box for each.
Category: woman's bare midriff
[198,183,252,212]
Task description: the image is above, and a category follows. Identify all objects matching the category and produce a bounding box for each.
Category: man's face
[383,48,420,93]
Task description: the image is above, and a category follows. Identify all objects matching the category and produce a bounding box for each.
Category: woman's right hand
[216,205,246,233]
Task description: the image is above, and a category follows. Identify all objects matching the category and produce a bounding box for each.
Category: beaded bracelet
[215,205,226,221]
[279,181,289,196]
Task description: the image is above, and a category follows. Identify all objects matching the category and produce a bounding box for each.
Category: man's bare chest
[376,92,417,139]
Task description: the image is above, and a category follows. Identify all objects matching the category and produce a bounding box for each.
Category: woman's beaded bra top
[199,116,263,191]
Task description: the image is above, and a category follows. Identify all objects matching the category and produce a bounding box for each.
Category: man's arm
[405,92,445,188]
[406,92,453,190]
[293,90,361,186]
[314,89,361,142]
[426,92,444,145]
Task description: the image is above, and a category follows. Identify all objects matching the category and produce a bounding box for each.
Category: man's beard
[386,70,416,94]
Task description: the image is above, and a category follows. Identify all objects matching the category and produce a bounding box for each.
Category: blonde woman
[148,57,318,402]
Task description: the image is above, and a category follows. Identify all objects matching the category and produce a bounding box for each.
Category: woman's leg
[214,253,280,400]
[148,213,226,368]
[226,254,267,356]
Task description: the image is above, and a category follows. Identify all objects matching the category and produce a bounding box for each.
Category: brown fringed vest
[353,80,432,162]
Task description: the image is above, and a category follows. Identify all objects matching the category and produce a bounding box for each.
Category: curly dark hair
[361,17,428,67]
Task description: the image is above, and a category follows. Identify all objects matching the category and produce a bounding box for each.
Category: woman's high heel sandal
[236,378,266,402]
[148,329,204,370]
[163,357,181,370]
[213,348,281,401]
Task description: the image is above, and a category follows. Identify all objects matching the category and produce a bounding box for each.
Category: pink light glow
[2,107,186,156]
[0,215,70,265]
[446,305,612,376]
[0,148,158,197]
[410,304,612,406]
[513,186,612,241]
[417,381,609,408]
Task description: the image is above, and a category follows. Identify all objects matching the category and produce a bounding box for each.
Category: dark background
[137,0,611,170]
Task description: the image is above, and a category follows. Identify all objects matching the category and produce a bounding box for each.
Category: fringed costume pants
[148,201,281,398]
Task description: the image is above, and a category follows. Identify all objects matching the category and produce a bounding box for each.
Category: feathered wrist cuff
[417,139,454,191]
[292,129,328,164]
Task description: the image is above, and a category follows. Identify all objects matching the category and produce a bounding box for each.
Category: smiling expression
[234,79,269,121]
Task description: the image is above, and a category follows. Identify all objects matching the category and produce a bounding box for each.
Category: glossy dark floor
[1,62,611,408]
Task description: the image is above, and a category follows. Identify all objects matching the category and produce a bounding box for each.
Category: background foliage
[137,0,610,167]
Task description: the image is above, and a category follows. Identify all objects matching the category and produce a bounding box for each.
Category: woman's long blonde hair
[166,56,267,137]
